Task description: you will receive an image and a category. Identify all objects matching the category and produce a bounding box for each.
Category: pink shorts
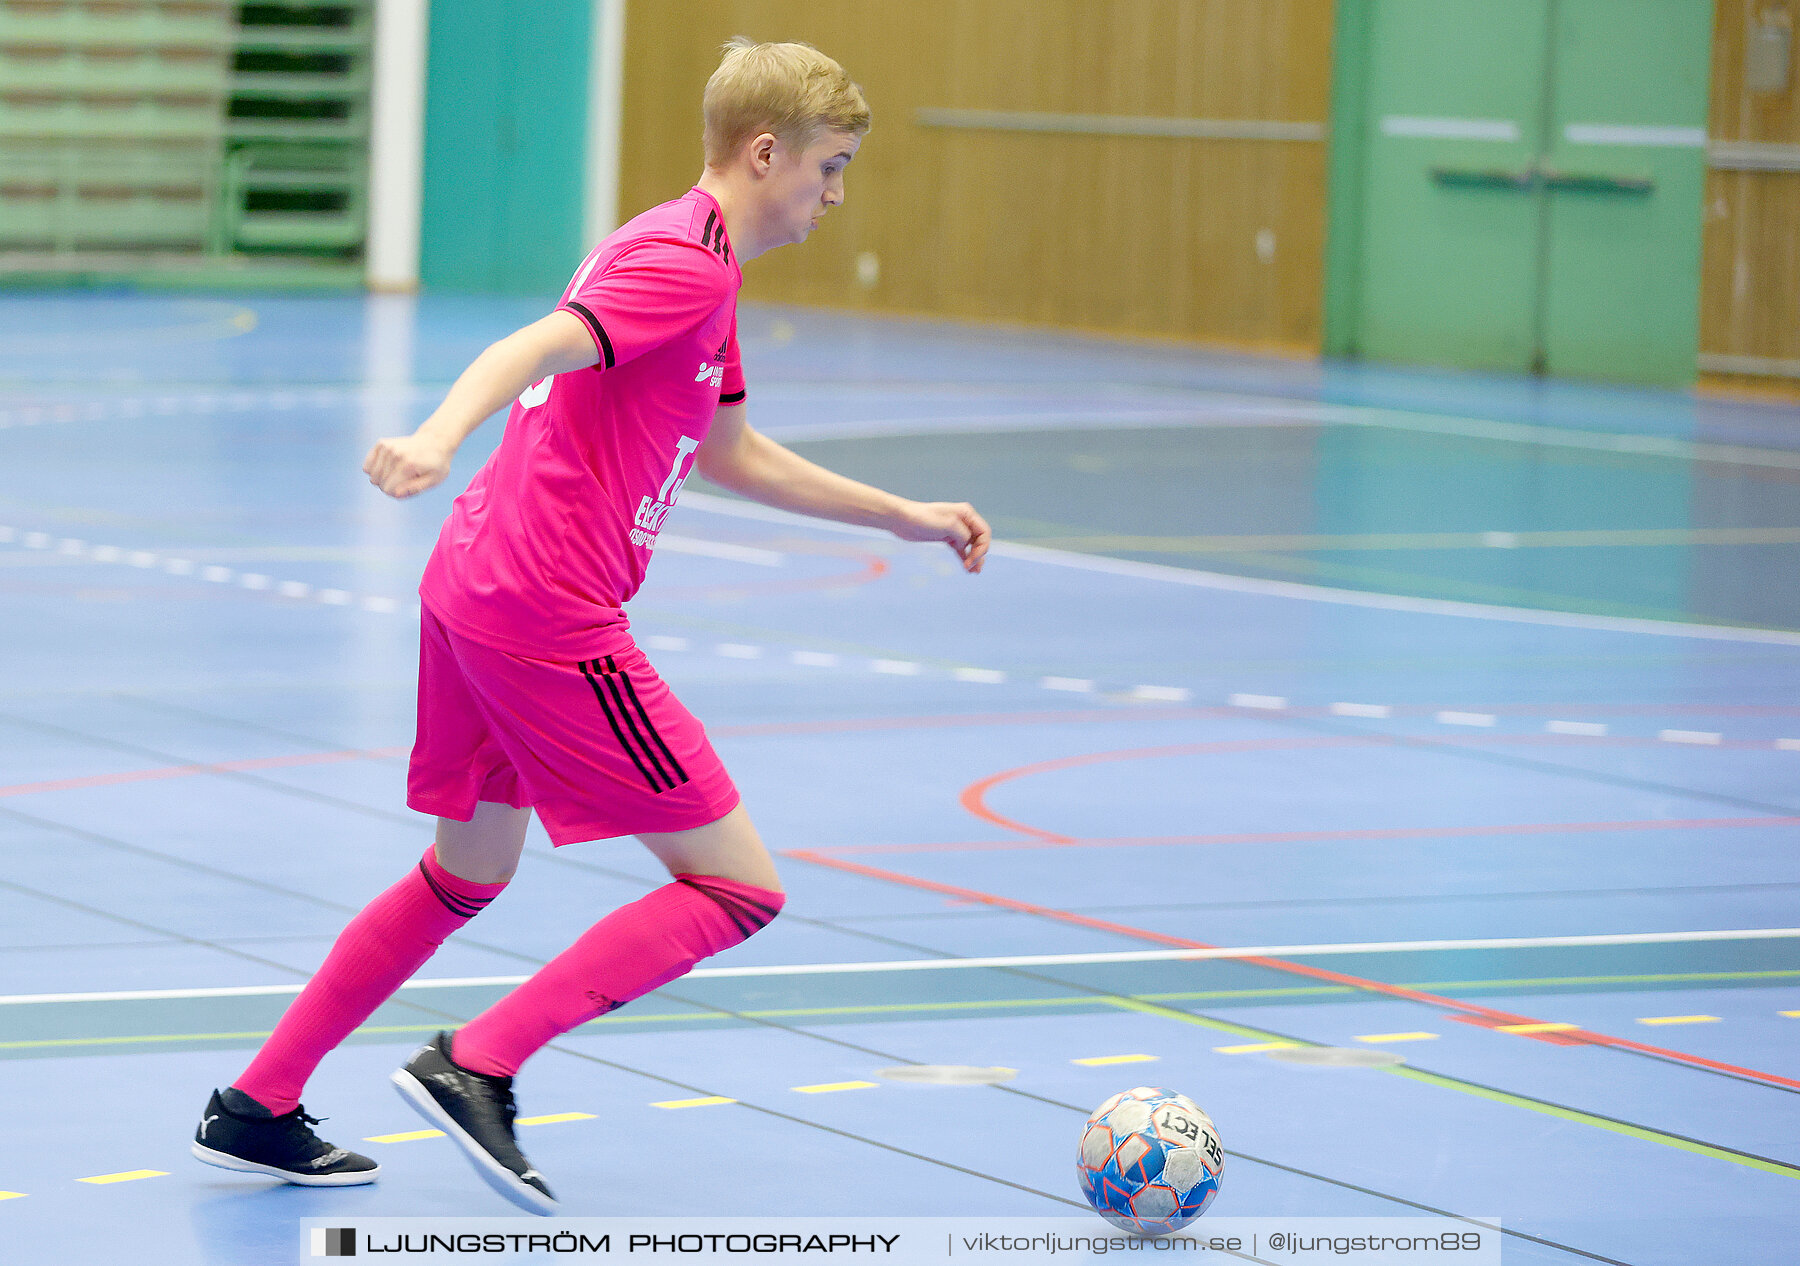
[407,606,740,845]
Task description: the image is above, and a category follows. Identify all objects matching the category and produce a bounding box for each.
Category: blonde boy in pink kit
[190,39,989,1215]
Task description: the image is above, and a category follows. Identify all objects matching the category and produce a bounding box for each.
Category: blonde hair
[702,37,870,168]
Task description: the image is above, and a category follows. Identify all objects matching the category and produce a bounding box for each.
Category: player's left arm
[696,403,989,574]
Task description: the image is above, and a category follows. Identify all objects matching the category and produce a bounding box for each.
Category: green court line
[1005,516,1794,630]
[1020,527,1800,554]
[0,997,1108,1050]
[1381,1065,1800,1180]
[7,968,1796,1052]
[0,1024,438,1051]
[1094,997,1800,1181]
[1413,970,1800,991]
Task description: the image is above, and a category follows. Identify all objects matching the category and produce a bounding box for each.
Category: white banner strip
[1380,115,1521,142]
[1565,123,1706,147]
[1708,140,1800,172]
[299,1216,1504,1264]
[915,107,1324,143]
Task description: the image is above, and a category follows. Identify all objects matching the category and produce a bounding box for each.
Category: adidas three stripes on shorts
[408,604,741,845]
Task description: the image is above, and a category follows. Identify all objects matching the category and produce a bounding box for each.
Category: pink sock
[233,847,507,1114]
[453,874,784,1077]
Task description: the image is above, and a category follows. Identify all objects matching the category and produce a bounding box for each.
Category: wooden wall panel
[619,1,1333,352]
[1702,171,1800,365]
[1701,0,1800,378]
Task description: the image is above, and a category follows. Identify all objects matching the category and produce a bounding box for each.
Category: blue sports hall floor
[1,293,1797,1265]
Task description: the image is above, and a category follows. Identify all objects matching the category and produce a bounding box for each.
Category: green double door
[1344,0,1713,385]
[420,0,594,295]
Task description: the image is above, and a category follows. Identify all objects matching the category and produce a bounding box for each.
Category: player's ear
[749,133,778,176]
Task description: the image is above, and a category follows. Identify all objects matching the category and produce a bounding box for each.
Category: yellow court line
[652,1096,736,1110]
[1214,1042,1299,1054]
[1637,1015,1720,1026]
[364,1129,444,1144]
[1071,1053,1158,1066]
[1354,1031,1439,1044]
[77,1170,166,1185]
[793,1081,878,1094]
[0,1191,25,1201]
[1495,1022,1582,1035]
[517,1113,595,1127]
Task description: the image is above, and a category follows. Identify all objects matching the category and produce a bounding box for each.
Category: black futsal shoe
[392,1031,557,1215]
[191,1088,380,1186]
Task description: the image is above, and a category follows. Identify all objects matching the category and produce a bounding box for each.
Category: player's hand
[890,500,991,573]
[363,433,454,499]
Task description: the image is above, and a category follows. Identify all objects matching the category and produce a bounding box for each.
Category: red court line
[782,848,1800,1092]
[959,736,1800,843]
[813,814,1800,856]
[0,746,409,799]
[0,708,1220,800]
[959,737,1382,840]
[12,710,1782,807]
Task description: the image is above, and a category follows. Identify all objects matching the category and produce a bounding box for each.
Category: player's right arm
[362,310,599,499]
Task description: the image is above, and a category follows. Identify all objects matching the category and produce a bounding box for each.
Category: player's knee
[677,873,785,941]
[433,847,515,887]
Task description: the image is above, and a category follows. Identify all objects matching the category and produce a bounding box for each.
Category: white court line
[751,390,1800,475]
[1548,720,1608,736]
[761,408,1228,442]
[1230,693,1287,710]
[18,382,1796,476]
[0,523,784,616]
[6,927,1795,1005]
[678,493,1800,646]
[655,535,783,567]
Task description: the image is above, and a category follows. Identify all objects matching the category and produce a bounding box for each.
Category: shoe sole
[391,1067,557,1216]
[190,1140,379,1187]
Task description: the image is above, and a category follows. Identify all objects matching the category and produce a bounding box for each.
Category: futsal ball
[1076,1087,1223,1235]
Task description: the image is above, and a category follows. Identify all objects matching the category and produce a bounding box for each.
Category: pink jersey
[420,188,745,660]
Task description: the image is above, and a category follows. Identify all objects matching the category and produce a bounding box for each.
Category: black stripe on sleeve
[562,302,615,369]
[580,660,666,791]
[717,389,746,405]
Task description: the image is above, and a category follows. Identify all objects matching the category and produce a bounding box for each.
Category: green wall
[420,0,593,295]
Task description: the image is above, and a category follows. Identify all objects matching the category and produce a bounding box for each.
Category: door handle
[1539,167,1654,194]
[1429,165,1655,194]
[1429,166,1537,190]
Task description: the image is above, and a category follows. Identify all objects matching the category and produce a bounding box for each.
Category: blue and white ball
[1076,1087,1223,1235]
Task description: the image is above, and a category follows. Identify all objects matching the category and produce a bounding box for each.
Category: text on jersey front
[632,435,700,551]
